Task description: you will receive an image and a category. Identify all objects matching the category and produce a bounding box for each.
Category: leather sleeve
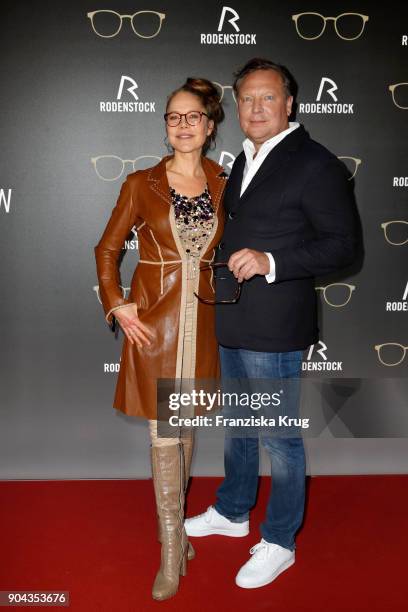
[94,174,141,329]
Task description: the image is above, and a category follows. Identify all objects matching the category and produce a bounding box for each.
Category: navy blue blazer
[215,124,358,352]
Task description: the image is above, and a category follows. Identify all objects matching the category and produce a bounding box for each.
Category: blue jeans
[214,345,306,551]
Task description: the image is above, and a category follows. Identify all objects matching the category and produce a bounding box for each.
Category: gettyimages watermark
[156,377,302,439]
[155,377,408,439]
[166,385,308,430]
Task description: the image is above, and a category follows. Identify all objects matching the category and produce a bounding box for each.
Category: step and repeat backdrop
[1,0,407,478]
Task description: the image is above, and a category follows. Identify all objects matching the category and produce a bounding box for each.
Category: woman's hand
[113,304,154,348]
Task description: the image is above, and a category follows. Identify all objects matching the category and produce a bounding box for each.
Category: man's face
[236,69,293,150]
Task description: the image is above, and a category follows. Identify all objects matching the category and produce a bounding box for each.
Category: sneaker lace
[249,541,268,561]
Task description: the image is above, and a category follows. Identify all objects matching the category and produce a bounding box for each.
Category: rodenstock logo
[201,6,256,45]
[302,341,343,371]
[99,75,156,113]
[0,188,12,213]
[299,77,354,114]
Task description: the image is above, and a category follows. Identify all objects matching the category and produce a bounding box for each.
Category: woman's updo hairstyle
[166,77,225,155]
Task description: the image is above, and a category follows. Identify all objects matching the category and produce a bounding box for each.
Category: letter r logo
[217,6,240,32]
[316,77,338,102]
[307,341,328,361]
[117,75,139,101]
[219,151,236,170]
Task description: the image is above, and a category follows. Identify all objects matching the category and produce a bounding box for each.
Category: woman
[94,78,226,600]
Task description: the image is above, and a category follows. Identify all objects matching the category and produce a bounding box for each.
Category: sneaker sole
[235,556,295,589]
[185,525,249,538]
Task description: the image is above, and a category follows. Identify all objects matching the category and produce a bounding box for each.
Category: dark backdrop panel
[1,0,407,478]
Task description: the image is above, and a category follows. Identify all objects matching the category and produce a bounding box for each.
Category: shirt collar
[242,121,300,165]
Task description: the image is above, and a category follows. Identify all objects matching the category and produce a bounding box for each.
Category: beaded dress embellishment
[170,186,215,257]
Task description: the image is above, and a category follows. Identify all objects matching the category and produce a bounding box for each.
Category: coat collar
[147,154,227,212]
[230,124,309,207]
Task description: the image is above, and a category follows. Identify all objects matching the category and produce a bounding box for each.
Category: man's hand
[228,249,270,283]
[113,304,154,348]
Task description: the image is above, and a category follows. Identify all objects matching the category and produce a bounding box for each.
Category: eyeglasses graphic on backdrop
[194,263,242,305]
[87,10,166,38]
[337,156,362,180]
[292,13,369,40]
[381,221,408,246]
[374,343,408,367]
[388,83,408,110]
[91,155,162,181]
[213,82,237,104]
[93,285,130,304]
[315,283,356,307]
[164,111,209,127]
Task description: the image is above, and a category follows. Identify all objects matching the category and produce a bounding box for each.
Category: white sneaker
[184,505,249,537]
[235,538,295,588]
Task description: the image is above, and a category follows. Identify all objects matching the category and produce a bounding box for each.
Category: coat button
[228,211,236,219]
[218,242,225,250]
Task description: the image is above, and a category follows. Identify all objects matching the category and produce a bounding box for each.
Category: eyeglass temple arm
[199,262,229,271]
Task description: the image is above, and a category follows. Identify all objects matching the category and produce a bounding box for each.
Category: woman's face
[165,91,214,154]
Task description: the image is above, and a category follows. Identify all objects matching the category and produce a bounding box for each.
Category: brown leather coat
[94,155,227,419]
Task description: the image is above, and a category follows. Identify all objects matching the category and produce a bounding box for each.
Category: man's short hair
[233,58,296,99]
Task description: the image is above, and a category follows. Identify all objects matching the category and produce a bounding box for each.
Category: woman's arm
[94,175,140,329]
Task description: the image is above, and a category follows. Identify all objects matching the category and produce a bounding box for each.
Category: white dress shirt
[240,122,300,283]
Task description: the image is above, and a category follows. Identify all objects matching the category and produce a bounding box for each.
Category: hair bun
[185,77,219,101]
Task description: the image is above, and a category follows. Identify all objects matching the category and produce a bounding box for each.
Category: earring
[164,136,173,153]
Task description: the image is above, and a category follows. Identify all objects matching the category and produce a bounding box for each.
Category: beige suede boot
[151,443,188,601]
[156,436,195,560]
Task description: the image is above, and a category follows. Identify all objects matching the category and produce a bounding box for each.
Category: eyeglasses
[91,155,161,181]
[194,263,242,305]
[164,111,208,127]
[374,343,408,367]
[337,156,362,180]
[87,10,166,39]
[388,83,408,110]
[213,82,237,104]
[315,283,356,307]
[381,221,408,246]
[292,12,369,41]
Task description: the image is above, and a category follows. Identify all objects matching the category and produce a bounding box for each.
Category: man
[185,58,357,589]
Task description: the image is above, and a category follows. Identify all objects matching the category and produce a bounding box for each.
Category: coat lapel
[147,154,227,211]
[232,125,309,209]
[147,155,172,206]
[201,156,228,212]
[225,152,246,212]
[239,147,290,205]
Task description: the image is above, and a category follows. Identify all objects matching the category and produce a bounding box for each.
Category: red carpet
[1,476,406,611]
